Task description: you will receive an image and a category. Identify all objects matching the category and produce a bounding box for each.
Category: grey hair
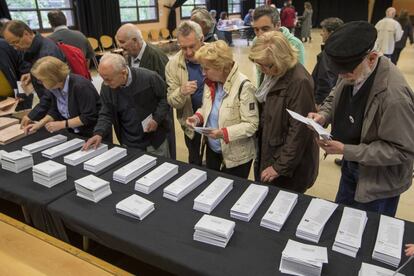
[177,20,203,40]
[100,53,127,73]
[320,17,344,33]
[126,28,143,45]
[191,8,214,29]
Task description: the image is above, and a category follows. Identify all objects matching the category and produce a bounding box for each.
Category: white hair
[126,28,143,45]
[191,8,214,29]
[177,20,203,40]
[100,53,127,73]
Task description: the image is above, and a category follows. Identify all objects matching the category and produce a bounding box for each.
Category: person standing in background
[375,7,403,59]
[280,0,296,33]
[299,2,313,42]
[392,9,413,65]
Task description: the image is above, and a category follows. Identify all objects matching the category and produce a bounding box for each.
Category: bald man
[375,7,403,58]
[83,53,170,158]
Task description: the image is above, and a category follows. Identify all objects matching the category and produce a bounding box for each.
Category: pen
[392,255,414,276]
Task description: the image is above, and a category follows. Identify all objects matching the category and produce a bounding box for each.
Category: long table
[1,131,414,275]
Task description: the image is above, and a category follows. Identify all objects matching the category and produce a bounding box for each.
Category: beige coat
[319,57,414,202]
[195,63,259,168]
[165,50,196,139]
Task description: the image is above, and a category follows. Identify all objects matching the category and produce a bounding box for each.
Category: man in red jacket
[280,0,296,33]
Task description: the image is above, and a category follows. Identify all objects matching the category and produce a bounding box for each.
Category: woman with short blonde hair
[186,40,259,178]
[249,31,319,193]
[25,56,101,138]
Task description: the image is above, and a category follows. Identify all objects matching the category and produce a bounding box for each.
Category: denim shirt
[206,83,225,153]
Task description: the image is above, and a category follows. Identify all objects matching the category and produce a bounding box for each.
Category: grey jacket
[319,57,414,202]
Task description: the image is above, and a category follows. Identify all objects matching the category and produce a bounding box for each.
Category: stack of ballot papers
[296,198,338,243]
[358,262,405,276]
[0,117,19,130]
[280,239,328,276]
[193,177,233,214]
[23,134,67,154]
[230,184,268,222]
[63,144,108,166]
[115,194,155,220]
[84,147,127,173]
[75,174,112,203]
[0,150,6,164]
[41,138,84,159]
[163,168,207,201]
[32,160,67,188]
[0,97,18,116]
[113,154,156,184]
[1,150,33,173]
[0,124,25,145]
[135,162,178,194]
[260,190,298,231]
[332,207,368,257]
[193,214,236,248]
[372,215,405,267]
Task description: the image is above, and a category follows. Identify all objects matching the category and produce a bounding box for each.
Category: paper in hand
[194,127,215,135]
[142,114,153,132]
[286,109,332,140]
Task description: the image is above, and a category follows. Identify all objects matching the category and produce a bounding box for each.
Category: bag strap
[238,79,250,101]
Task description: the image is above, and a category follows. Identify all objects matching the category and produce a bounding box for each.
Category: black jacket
[395,22,414,49]
[0,38,28,91]
[311,50,338,105]
[94,67,170,150]
[127,43,168,80]
[48,74,100,138]
[25,34,65,121]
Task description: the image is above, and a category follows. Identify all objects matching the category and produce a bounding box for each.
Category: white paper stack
[193,177,233,214]
[32,160,67,188]
[230,184,269,222]
[84,147,127,173]
[359,262,405,276]
[75,174,112,203]
[260,190,298,231]
[22,134,67,154]
[163,168,207,201]
[280,239,328,276]
[135,162,178,194]
[116,194,155,220]
[1,150,33,173]
[332,207,368,257]
[63,144,108,166]
[296,198,338,243]
[41,138,84,159]
[113,154,156,184]
[193,214,235,248]
[372,215,405,267]
[0,150,6,164]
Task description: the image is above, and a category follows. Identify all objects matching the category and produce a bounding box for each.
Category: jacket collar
[205,62,239,100]
[25,33,43,58]
[267,63,297,94]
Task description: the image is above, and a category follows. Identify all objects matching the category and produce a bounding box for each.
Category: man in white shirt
[375,7,403,58]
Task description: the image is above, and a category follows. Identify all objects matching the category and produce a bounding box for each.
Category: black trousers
[184,132,202,166]
[206,145,252,179]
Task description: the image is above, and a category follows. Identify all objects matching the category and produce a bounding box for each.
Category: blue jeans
[336,160,400,217]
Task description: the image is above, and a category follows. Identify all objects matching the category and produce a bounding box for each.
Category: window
[180,0,207,19]
[228,0,241,15]
[6,0,75,31]
[119,0,159,23]
[256,0,266,7]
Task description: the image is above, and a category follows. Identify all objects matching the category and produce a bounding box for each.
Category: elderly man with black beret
[308,21,414,216]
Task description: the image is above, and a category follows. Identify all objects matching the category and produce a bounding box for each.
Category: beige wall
[394,0,414,14]
[135,0,182,32]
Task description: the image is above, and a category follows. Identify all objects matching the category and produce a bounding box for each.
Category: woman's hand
[45,121,65,133]
[405,244,414,257]
[24,122,43,134]
[186,116,199,128]
[204,129,223,139]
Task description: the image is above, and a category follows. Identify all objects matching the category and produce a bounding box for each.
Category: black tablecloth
[0,130,136,240]
[47,149,414,276]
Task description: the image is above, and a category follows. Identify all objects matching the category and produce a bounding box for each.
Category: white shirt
[375,17,403,55]
[130,42,147,68]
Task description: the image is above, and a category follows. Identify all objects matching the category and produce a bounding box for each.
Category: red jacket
[281,7,296,28]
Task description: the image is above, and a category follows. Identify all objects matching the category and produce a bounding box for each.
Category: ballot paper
[41,138,84,159]
[1,150,33,173]
[260,190,298,232]
[141,114,153,132]
[230,184,269,222]
[372,215,405,267]
[84,147,127,173]
[296,198,338,243]
[75,174,112,203]
[0,117,19,130]
[332,207,368,258]
[193,177,233,214]
[16,81,26,95]
[194,127,215,135]
[32,160,67,188]
[23,134,67,154]
[63,144,108,166]
[135,162,178,194]
[358,262,405,276]
[193,214,236,248]
[0,150,6,164]
[280,239,328,276]
[163,168,207,201]
[286,109,332,140]
[116,194,155,220]
[0,124,26,145]
[113,154,157,184]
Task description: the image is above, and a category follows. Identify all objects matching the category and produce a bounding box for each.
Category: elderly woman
[186,40,259,178]
[249,31,318,193]
[24,56,100,138]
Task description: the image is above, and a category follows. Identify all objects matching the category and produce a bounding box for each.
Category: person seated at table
[244,9,254,26]
[186,41,259,178]
[249,31,318,193]
[24,56,100,138]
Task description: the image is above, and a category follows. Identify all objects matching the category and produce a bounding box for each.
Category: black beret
[324,21,377,74]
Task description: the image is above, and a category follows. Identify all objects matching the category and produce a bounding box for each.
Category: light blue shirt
[206,83,225,153]
[50,75,70,119]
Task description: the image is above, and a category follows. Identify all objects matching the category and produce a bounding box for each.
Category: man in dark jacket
[2,20,65,125]
[83,53,171,158]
